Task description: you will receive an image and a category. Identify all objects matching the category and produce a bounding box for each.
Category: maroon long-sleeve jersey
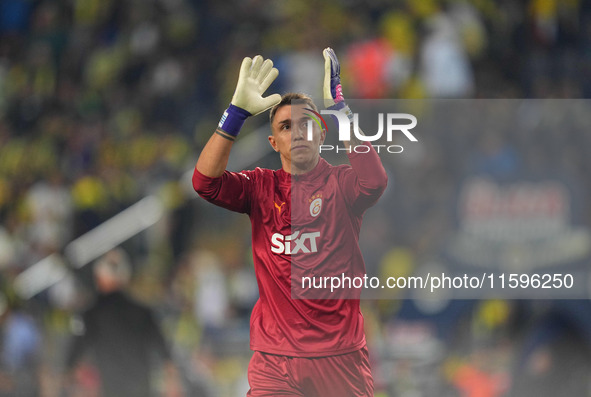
[193,143,387,357]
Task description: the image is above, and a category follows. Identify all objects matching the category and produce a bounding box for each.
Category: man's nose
[292,121,306,140]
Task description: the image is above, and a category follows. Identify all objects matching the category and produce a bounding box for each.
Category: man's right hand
[231,55,281,116]
[197,55,280,177]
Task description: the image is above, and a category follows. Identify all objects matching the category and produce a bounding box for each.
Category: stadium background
[1,0,591,395]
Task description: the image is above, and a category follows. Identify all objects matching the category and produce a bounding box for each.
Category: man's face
[269,104,326,174]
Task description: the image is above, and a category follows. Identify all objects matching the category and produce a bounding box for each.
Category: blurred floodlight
[15,195,164,299]
[14,253,68,300]
[64,195,163,268]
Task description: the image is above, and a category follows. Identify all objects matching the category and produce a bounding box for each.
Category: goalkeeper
[193,48,387,396]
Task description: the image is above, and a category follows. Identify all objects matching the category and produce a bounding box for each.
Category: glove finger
[254,93,282,116]
[259,67,279,93]
[328,48,340,77]
[239,57,253,79]
[250,55,264,78]
[257,59,275,85]
[323,49,333,102]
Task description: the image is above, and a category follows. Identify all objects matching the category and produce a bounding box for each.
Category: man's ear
[268,135,279,152]
[320,129,326,145]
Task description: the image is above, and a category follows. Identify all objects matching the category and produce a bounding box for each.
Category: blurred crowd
[1,0,591,396]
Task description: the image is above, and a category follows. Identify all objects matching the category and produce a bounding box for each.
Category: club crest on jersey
[309,193,322,217]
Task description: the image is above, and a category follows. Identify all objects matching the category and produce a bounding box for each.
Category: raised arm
[195,55,281,177]
[323,47,388,210]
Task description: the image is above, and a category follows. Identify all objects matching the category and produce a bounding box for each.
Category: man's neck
[283,157,320,175]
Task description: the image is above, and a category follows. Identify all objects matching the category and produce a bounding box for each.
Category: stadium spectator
[64,248,182,397]
[0,293,41,397]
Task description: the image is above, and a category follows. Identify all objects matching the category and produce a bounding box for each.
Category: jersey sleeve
[192,168,256,214]
[341,142,388,214]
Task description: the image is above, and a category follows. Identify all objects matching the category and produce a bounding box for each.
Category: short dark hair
[269,93,318,124]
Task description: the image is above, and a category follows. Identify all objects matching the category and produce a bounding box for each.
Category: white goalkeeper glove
[218,55,281,137]
[231,55,281,116]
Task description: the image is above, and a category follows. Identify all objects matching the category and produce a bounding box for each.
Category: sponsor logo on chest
[270,231,320,255]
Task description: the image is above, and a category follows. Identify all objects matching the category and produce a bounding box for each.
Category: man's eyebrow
[277,115,311,126]
[291,115,312,122]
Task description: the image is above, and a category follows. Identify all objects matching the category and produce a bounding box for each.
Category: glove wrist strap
[328,102,354,122]
[218,104,252,137]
